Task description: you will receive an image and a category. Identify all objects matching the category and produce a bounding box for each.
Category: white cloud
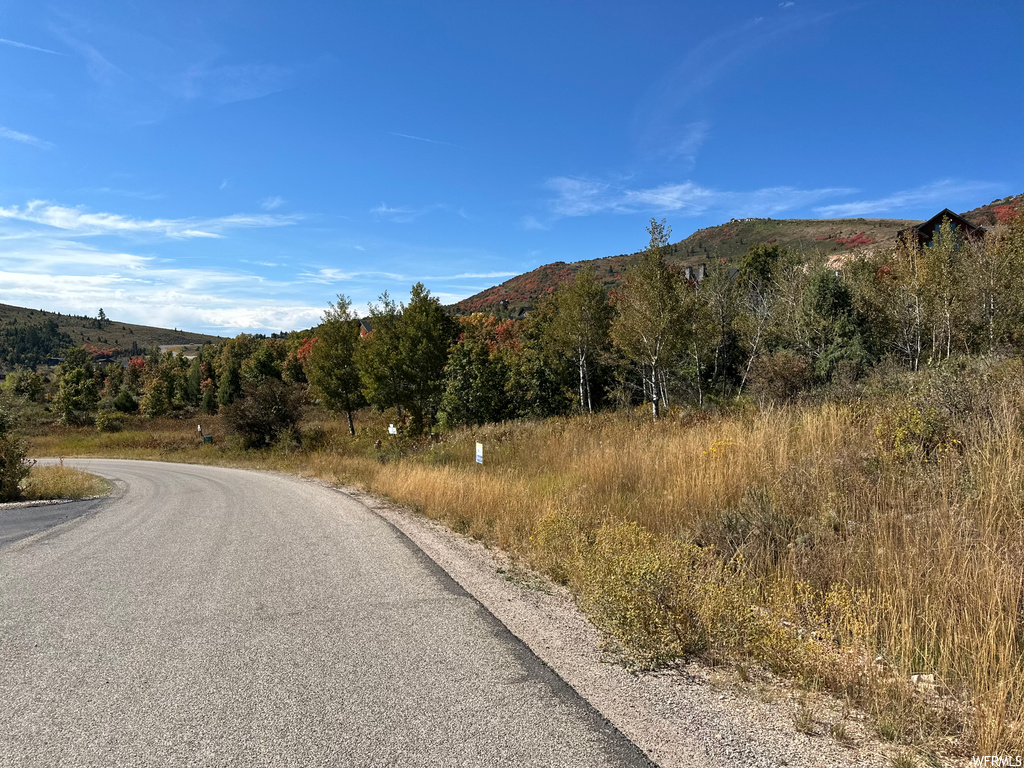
[522,215,552,231]
[389,131,461,148]
[0,200,299,239]
[0,126,52,149]
[0,240,324,334]
[371,202,463,223]
[814,180,1002,217]
[0,37,64,56]
[544,176,855,219]
[175,62,291,105]
[260,196,286,211]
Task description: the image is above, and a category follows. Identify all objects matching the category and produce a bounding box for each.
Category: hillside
[0,303,222,371]
[455,194,1023,316]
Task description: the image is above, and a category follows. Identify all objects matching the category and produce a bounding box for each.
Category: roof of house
[898,208,985,243]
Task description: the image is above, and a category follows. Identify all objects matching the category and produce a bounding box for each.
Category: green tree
[306,295,364,435]
[356,292,405,418]
[396,283,459,433]
[551,270,612,413]
[357,284,458,434]
[795,267,869,381]
[610,219,690,420]
[438,338,511,429]
[223,378,304,449]
[55,348,99,425]
[0,407,29,502]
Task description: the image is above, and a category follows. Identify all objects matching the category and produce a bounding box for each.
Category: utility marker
[476,442,483,465]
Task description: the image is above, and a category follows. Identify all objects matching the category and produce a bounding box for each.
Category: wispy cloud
[371,202,467,224]
[78,187,163,201]
[175,62,291,105]
[521,215,552,231]
[544,176,855,219]
[260,196,286,211]
[0,126,52,149]
[632,7,846,164]
[389,131,461,148]
[0,200,300,239]
[814,180,1002,217]
[57,32,124,84]
[780,2,796,8]
[299,267,517,285]
[0,37,64,56]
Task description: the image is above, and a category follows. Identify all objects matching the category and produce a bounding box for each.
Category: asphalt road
[0,459,650,768]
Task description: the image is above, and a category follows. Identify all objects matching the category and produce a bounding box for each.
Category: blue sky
[1,1,1021,335]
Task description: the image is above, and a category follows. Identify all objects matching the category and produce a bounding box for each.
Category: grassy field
[25,362,1024,762]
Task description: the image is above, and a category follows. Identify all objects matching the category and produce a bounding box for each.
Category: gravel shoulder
[335,483,909,768]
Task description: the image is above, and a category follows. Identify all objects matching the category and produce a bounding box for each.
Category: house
[897,208,984,248]
[684,264,706,283]
[358,319,373,338]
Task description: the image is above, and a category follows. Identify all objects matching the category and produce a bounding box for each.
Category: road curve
[0,459,650,768]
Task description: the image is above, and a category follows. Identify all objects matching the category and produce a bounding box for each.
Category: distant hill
[0,303,222,371]
[454,194,1023,316]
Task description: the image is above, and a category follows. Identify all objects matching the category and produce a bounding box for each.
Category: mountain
[0,303,222,371]
[455,194,1023,316]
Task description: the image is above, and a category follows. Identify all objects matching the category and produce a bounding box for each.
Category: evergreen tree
[306,295,364,435]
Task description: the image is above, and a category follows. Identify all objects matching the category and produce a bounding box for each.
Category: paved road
[0,497,105,548]
[0,459,650,768]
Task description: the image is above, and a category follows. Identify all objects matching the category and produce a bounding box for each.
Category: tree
[357,284,458,434]
[610,218,690,420]
[54,348,99,425]
[919,217,970,359]
[223,378,304,449]
[356,292,405,418]
[395,283,459,433]
[551,270,612,413]
[306,295,364,435]
[0,407,29,502]
[438,338,511,429]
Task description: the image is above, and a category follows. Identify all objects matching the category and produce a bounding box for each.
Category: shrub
[113,389,139,414]
[747,349,814,402]
[95,410,124,433]
[222,378,304,449]
[0,407,30,502]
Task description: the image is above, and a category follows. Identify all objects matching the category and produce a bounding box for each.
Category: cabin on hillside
[684,264,706,283]
[897,209,984,247]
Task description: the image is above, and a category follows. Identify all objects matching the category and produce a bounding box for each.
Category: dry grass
[26,368,1024,759]
[19,464,112,501]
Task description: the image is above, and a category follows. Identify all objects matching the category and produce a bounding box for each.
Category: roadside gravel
[338,484,909,768]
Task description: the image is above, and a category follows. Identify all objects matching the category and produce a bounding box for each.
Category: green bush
[222,379,304,449]
[0,407,30,502]
[113,389,139,414]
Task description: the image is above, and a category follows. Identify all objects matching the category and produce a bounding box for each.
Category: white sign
[197,424,202,433]
[475,442,483,465]
[388,424,398,435]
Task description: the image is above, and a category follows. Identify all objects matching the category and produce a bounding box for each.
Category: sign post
[475,442,483,465]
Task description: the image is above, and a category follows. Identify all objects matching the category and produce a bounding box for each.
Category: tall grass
[27,363,1024,757]
[19,464,112,500]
